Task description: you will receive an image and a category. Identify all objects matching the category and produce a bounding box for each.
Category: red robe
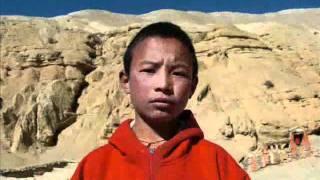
[72,110,250,180]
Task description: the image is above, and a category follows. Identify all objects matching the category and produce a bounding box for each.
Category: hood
[109,110,204,163]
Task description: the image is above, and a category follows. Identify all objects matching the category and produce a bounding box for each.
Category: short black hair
[123,22,198,79]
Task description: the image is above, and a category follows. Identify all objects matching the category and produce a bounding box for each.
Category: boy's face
[121,37,197,124]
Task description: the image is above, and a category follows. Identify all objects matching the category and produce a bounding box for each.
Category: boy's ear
[119,70,130,94]
[189,76,198,98]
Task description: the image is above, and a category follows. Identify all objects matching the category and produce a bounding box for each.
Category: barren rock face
[0,9,319,168]
[0,20,95,152]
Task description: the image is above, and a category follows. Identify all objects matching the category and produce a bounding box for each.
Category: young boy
[72,22,250,180]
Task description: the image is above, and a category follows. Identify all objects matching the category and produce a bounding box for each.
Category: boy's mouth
[149,98,175,109]
[150,97,174,104]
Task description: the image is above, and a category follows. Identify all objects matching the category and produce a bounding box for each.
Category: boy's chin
[145,110,180,124]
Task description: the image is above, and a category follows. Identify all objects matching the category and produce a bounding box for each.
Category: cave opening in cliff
[293,132,303,146]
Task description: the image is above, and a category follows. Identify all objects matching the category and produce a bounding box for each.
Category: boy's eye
[141,68,155,73]
[173,71,188,77]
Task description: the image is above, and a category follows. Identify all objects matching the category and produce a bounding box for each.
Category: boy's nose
[155,70,173,95]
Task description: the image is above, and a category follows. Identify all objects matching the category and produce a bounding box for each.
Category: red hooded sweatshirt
[72,110,250,180]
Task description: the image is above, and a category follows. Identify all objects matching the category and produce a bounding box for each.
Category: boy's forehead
[132,36,193,64]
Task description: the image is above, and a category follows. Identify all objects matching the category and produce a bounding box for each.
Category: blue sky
[0,0,319,17]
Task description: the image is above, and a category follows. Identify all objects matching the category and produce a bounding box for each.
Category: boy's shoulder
[197,139,232,154]
[197,139,241,163]
[197,139,250,179]
[79,143,115,164]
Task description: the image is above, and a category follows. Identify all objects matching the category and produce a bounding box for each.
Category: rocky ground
[250,156,320,180]
[1,155,319,180]
[0,8,319,179]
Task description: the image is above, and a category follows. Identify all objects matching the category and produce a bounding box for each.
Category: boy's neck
[132,114,180,142]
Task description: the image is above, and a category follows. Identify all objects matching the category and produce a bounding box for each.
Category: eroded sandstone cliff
[0,9,319,171]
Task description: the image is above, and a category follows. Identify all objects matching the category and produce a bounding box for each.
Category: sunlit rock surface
[0,8,319,179]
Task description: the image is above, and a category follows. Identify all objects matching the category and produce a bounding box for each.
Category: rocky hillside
[0,9,319,175]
